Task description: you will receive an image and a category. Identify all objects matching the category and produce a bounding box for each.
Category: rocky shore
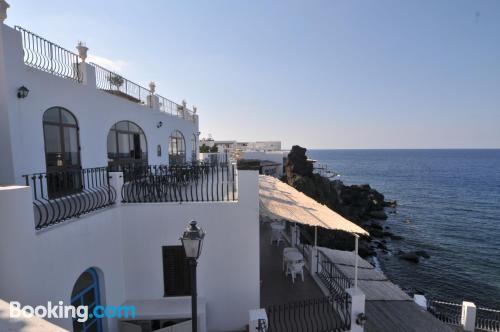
[283,145,429,262]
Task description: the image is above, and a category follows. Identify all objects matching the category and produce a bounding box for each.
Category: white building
[0,9,259,332]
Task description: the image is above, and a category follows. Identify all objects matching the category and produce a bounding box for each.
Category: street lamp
[180,220,205,332]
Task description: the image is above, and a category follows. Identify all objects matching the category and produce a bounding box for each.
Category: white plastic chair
[286,261,305,283]
[282,247,300,271]
[270,229,284,246]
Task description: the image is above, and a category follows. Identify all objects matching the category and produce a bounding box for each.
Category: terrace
[24,163,238,230]
[14,26,197,123]
[256,175,464,332]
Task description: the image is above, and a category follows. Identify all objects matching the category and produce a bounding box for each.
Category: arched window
[107,121,147,170]
[71,268,102,332]
[43,107,81,198]
[169,130,186,165]
[191,134,197,163]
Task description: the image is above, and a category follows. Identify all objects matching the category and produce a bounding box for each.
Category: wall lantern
[17,86,29,99]
[180,220,205,260]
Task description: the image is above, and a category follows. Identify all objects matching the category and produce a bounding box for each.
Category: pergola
[259,175,369,288]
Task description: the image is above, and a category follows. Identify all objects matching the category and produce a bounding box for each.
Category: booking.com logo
[10,301,136,322]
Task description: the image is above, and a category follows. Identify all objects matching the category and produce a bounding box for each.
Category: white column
[78,62,96,87]
[291,224,300,247]
[146,94,159,109]
[108,172,124,204]
[346,287,366,332]
[461,301,477,332]
[249,309,267,332]
[309,246,318,274]
[354,234,359,290]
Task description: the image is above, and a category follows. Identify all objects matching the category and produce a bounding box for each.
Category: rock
[370,210,388,220]
[376,241,388,250]
[370,222,383,230]
[358,240,376,257]
[415,250,430,259]
[370,229,384,238]
[382,231,393,237]
[390,235,404,240]
[399,252,420,263]
[285,145,313,177]
[384,200,397,208]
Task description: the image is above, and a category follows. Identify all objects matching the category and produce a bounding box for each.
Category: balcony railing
[15,26,81,82]
[121,164,237,203]
[91,62,151,105]
[476,307,500,332]
[263,295,351,332]
[23,167,116,230]
[14,25,196,122]
[427,300,462,326]
[316,249,353,299]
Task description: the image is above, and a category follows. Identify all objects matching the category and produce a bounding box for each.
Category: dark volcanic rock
[399,251,420,263]
[285,145,313,177]
[284,146,388,222]
[370,210,388,220]
[281,145,407,260]
[415,250,431,259]
[384,200,398,208]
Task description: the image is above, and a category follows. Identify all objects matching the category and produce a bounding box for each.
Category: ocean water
[307,149,500,308]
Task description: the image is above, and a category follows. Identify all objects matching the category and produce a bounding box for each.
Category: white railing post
[249,309,268,332]
[291,224,300,247]
[346,287,366,332]
[461,301,477,332]
[108,172,124,205]
[309,246,318,274]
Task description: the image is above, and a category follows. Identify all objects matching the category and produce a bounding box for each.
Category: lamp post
[180,220,205,332]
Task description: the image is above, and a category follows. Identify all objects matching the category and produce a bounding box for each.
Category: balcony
[14,25,197,123]
[23,164,238,230]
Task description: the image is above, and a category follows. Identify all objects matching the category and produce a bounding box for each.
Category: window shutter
[163,246,191,296]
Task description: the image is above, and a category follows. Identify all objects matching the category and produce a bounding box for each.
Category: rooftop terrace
[14,25,197,122]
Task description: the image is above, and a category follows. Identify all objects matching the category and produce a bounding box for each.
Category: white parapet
[413,294,428,309]
[346,287,366,332]
[249,308,267,332]
[461,301,477,332]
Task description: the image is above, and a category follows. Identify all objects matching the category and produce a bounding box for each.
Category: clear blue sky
[7,0,500,149]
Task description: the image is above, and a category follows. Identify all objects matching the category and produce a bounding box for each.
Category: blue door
[71,268,103,332]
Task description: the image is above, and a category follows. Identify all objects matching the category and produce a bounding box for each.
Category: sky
[6,0,500,149]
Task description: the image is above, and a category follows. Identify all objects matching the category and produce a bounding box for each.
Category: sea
[307,149,500,308]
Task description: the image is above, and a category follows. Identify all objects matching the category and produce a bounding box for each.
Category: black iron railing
[121,164,237,203]
[90,62,151,105]
[15,26,81,82]
[427,300,462,326]
[23,167,116,230]
[265,295,350,332]
[476,307,500,332]
[316,250,353,299]
[257,319,268,332]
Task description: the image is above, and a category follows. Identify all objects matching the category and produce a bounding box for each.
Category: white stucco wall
[0,23,198,185]
[0,171,259,332]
